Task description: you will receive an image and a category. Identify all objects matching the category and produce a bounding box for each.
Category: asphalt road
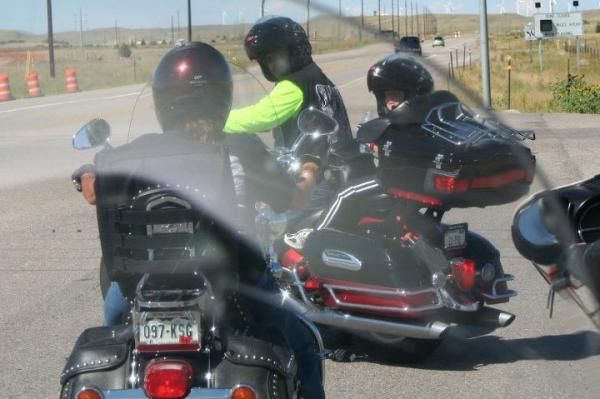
[1,38,600,399]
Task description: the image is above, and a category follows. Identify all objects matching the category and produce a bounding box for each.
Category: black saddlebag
[214,331,298,398]
[60,325,132,397]
[303,228,430,288]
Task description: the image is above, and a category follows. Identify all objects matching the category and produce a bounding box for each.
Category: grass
[454,32,600,113]
[0,38,373,99]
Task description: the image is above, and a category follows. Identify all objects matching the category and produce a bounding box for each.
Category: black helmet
[367,54,434,116]
[244,16,312,82]
[152,42,233,135]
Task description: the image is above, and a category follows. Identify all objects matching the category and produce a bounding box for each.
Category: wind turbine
[444,0,455,14]
[498,0,506,14]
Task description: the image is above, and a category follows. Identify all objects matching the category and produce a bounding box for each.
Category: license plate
[139,313,200,347]
[444,223,468,250]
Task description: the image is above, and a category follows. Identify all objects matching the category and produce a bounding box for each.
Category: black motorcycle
[512,175,600,329]
[61,118,322,399]
[262,93,537,361]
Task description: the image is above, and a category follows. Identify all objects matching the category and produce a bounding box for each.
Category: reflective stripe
[317,180,379,230]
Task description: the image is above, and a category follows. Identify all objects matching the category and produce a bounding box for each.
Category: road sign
[534,12,583,39]
[524,23,537,41]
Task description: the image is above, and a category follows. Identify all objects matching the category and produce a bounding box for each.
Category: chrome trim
[99,388,231,399]
[321,250,362,271]
[322,284,444,313]
[480,274,519,300]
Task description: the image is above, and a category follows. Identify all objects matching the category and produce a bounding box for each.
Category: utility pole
[46,0,55,78]
[79,8,84,48]
[479,0,492,108]
[187,0,192,42]
[392,0,395,35]
[378,0,382,32]
[306,0,310,39]
[406,4,409,34]
[171,16,175,44]
[411,1,415,35]
[416,3,419,38]
[338,0,341,40]
[360,0,364,40]
[115,19,118,45]
[261,0,266,17]
[177,9,181,35]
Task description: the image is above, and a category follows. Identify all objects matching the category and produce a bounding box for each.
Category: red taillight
[231,386,257,399]
[471,169,528,188]
[77,388,103,399]
[434,175,469,193]
[304,276,322,291]
[281,248,304,269]
[451,259,477,291]
[144,359,193,399]
[388,188,443,207]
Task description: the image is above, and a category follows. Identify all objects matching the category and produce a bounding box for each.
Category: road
[1,38,600,399]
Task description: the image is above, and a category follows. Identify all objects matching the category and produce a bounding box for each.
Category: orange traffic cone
[65,68,80,93]
[0,74,14,101]
[26,72,42,97]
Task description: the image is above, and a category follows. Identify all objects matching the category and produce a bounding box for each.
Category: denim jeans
[103,282,129,326]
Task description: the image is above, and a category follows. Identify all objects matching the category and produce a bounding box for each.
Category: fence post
[507,56,512,110]
[450,51,455,79]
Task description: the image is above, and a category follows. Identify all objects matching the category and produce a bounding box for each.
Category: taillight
[144,359,193,399]
[77,388,103,399]
[281,248,304,269]
[434,175,469,193]
[231,385,257,399]
[451,258,477,291]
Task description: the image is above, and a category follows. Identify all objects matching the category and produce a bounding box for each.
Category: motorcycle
[512,175,600,329]
[260,92,537,361]
[61,67,324,399]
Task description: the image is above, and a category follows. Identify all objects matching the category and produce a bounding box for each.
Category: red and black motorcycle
[262,95,536,360]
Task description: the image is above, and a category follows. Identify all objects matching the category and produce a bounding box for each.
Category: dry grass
[454,32,600,113]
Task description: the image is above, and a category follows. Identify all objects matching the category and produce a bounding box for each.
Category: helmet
[244,16,312,82]
[152,42,233,135]
[367,54,434,116]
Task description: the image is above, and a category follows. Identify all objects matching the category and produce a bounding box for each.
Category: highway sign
[534,12,583,38]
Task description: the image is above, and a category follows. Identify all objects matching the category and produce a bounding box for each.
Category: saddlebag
[214,332,297,399]
[60,325,132,397]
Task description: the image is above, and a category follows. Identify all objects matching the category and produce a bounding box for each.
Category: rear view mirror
[297,107,339,137]
[73,118,111,150]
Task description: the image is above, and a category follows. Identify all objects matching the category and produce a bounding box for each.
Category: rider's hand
[290,162,319,209]
[81,173,97,205]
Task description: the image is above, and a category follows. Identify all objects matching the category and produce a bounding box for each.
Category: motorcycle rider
[74,41,325,399]
[223,16,354,225]
[285,54,437,246]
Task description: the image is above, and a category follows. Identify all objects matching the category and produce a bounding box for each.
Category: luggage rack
[422,102,535,147]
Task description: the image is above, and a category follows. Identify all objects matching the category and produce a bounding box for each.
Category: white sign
[534,12,583,38]
[524,23,537,41]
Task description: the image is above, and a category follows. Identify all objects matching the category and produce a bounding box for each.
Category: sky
[1,0,598,34]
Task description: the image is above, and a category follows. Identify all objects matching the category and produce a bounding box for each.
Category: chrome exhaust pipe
[470,307,516,328]
[281,294,448,340]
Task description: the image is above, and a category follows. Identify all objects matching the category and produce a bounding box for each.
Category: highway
[1,38,600,398]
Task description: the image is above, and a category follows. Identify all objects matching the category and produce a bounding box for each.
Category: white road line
[101,92,140,100]
[0,91,140,114]
[338,76,364,89]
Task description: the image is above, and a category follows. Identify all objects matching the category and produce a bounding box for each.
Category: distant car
[394,36,422,56]
[432,36,445,47]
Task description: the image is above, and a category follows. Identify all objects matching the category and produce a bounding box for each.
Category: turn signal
[144,359,193,399]
[451,258,477,291]
[434,175,469,193]
[77,388,103,399]
[231,385,257,399]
